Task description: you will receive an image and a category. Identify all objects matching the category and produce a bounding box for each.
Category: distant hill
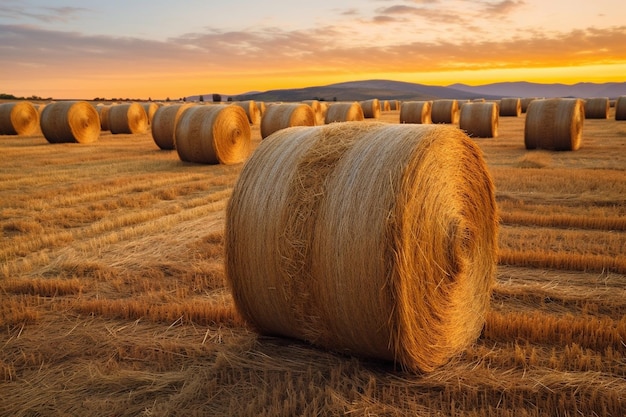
[448,81,626,99]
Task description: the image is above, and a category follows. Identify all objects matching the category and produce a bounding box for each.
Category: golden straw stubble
[525,98,584,151]
[0,101,39,135]
[260,103,315,139]
[40,101,100,144]
[225,122,498,372]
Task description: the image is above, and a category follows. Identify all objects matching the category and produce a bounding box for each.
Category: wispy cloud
[0,4,88,23]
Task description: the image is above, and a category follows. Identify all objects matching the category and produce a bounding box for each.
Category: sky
[1,0,625,99]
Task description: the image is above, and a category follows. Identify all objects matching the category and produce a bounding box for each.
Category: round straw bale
[260,103,315,139]
[302,100,326,125]
[499,98,521,117]
[459,102,499,138]
[226,122,498,372]
[389,100,400,110]
[383,100,391,111]
[360,99,381,119]
[520,97,538,113]
[150,103,195,150]
[324,102,364,123]
[233,100,261,125]
[175,104,251,164]
[108,103,148,134]
[141,102,161,124]
[40,101,100,144]
[95,104,111,131]
[399,101,432,124]
[524,98,584,151]
[616,96,626,121]
[584,97,609,119]
[431,100,459,124]
[0,102,40,135]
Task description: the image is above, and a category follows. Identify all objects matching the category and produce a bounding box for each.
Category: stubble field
[1,103,625,416]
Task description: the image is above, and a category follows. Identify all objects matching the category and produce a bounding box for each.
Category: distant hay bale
[472,98,485,102]
[524,98,584,151]
[459,102,499,138]
[108,103,148,134]
[431,100,459,124]
[360,99,381,119]
[150,103,195,150]
[584,97,609,119]
[302,100,326,125]
[383,100,391,111]
[233,101,261,125]
[324,102,364,123]
[40,101,100,144]
[0,102,39,135]
[520,97,538,113]
[175,104,251,164]
[399,101,432,124]
[499,98,521,117]
[257,101,266,117]
[95,105,111,131]
[260,103,315,139]
[225,122,498,372]
[389,100,400,110]
[616,96,626,121]
[141,102,161,124]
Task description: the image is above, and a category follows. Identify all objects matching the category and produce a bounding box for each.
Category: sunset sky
[1,0,625,99]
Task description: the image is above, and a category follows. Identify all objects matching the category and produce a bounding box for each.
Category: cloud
[481,0,525,16]
[0,4,88,23]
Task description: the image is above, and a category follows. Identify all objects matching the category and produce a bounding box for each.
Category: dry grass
[1,103,625,416]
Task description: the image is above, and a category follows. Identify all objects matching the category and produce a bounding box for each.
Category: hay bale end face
[40,101,100,144]
[150,103,195,150]
[232,100,261,125]
[459,102,499,138]
[225,122,498,372]
[260,103,315,139]
[324,102,364,123]
[399,101,432,124]
[584,97,609,119]
[108,103,149,134]
[175,104,251,164]
[616,96,626,121]
[0,102,40,136]
[525,98,584,151]
[431,100,459,124]
[360,99,381,119]
[499,98,521,117]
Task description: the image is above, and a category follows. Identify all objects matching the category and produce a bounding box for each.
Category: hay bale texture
[459,102,499,138]
[225,122,498,372]
[616,96,626,121]
[302,100,326,125]
[520,98,538,113]
[260,103,316,139]
[499,98,521,117]
[40,101,100,144]
[360,99,381,119]
[108,103,148,134]
[400,101,432,124]
[150,103,195,150]
[233,101,261,125]
[141,102,162,124]
[324,102,364,123]
[175,104,251,164]
[431,100,459,124]
[0,102,39,135]
[96,105,111,131]
[525,98,584,151]
[584,97,609,119]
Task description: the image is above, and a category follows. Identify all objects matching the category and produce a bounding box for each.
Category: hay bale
[0,102,39,135]
[324,102,364,123]
[40,101,100,144]
[108,103,148,134]
[382,100,391,111]
[520,97,538,113]
[260,103,316,139]
[616,96,626,121]
[302,100,326,125]
[95,104,111,131]
[389,100,400,110]
[141,102,162,124]
[360,99,381,119]
[584,97,609,119]
[233,100,261,125]
[431,100,459,124]
[399,101,432,124]
[499,98,521,117]
[225,122,498,372]
[459,102,499,138]
[150,103,195,150]
[524,98,584,151]
[175,104,251,164]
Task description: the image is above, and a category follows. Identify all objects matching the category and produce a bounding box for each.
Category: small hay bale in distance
[232,100,261,125]
[302,100,326,125]
[389,100,400,110]
[360,99,381,119]
[260,103,315,139]
[399,101,432,124]
[225,122,498,372]
[499,98,521,117]
[459,102,499,138]
[616,96,626,121]
[431,99,459,124]
[141,102,162,124]
[525,98,584,151]
[150,103,195,150]
[0,101,39,135]
[108,102,148,134]
[520,97,538,113]
[324,102,364,123]
[584,97,609,119]
[175,104,251,164]
[95,104,111,131]
[40,101,100,144]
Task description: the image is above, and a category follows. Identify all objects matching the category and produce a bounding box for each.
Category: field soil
[1,104,625,416]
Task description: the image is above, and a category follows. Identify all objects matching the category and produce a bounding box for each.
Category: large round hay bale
[302,100,326,125]
[524,98,584,151]
[225,122,498,372]
[40,101,100,144]
[141,102,161,124]
[399,101,432,124]
[616,96,626,121]
[499,98,521,117]
[584,97,609,119]
[95,104,111,131]
[175,104,251,164]
[324,102,364,123]
[360,99,381,119]
[0,102,39,135]
[431,100,459,124]
[233,100,261,125]
[108,103,148,134]
[459,102,499,138]
[260,103,315,139]
[150,103,194,150]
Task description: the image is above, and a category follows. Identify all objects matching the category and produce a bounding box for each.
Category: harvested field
[1,102,625,416]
